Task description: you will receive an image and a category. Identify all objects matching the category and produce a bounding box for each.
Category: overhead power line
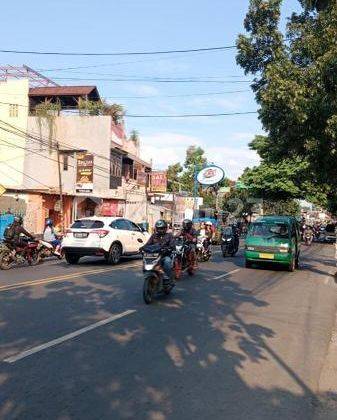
[126,111,258,118]
[0,45,235,56]
[51,76,251,84]
[106,89,251,99]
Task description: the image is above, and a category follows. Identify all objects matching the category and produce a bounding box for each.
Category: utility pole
[56,142,65,232]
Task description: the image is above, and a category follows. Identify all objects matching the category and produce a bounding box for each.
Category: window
[63,154,69,171]
[71,220,104,229]
[9,104,19,118]
[110,219,130,230]
[128,221,141,232]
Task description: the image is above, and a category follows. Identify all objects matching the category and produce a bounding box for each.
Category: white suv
[62,217,150,265]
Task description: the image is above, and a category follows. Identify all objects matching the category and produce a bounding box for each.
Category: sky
[0,0,301,179]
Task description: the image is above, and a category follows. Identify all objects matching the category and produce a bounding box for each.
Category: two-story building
[0,66,151,233]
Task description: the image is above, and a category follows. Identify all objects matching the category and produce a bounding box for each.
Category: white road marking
[325,277,330,285]
[3,309,136,364]
[212,269,241,280]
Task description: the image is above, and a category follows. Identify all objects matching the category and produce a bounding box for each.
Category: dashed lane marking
[212,269,241,280]
[3,309,137,363]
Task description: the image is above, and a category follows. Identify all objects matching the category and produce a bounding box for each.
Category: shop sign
[76,153,94,193]
[197,166,224,186]
[150,171,167,193]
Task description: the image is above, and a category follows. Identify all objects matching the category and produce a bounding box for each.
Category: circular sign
[197,166,225,186]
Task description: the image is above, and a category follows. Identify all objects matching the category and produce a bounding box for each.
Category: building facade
[0,69,151,233]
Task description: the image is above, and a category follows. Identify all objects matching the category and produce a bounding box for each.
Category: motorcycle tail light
[92,229,110,238]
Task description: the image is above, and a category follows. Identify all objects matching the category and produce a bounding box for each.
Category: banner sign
[197,166,224,186]
[150,171,167,193]
[137,171,148,186]
[100,201,119,216]
[109,150,122,190]
[76,153,94,193]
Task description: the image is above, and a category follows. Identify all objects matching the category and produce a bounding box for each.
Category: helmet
[205,221,212,226]
[46,219,53,226]
[14,216,23,225]
[182,219,193,232]
[155,219,168,235]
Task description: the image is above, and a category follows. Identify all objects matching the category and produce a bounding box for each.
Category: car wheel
[288,257,296,272]
[245,260,252,268]
[107,243,122,265]
[65,254,80,265]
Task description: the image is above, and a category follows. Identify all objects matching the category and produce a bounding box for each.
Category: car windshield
[71,220,104,229]
[249,222,289,238]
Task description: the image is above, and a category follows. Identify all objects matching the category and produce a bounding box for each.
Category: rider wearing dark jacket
[5,216,35,249]
[143,220,174,283]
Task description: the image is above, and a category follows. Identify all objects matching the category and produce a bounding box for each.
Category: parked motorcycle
[142,244,174,304]
[173,236,195,279]
[221,227,239,257]
[196,236,212,262]
[0,238,41,270]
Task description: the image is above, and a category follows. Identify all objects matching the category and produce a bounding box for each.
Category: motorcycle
[221,229,239,257]
[196,236,212,262]
[173,236,195,279]
[304,231,313,246]
[0,238,41,270]
[38,240,64,260]
[142,244,174,304]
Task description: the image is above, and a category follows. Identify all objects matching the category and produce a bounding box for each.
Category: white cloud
[140,132,260,179]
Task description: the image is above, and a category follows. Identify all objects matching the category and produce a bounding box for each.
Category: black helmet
[14,216,23,225]
[155,219,168,235]
[182,219,193,231]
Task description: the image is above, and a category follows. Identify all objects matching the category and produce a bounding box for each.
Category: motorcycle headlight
[226,238,232,242]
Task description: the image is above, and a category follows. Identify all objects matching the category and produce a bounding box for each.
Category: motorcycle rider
[231,222,240,252]
[4,216,35,252]
[142,220,175,284]
[303,224,313,245]
[178,219,198,271]
[43,219,61,256]
[204,222,213,251]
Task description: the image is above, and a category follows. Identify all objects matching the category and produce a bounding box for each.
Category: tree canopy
[237,0,337,213]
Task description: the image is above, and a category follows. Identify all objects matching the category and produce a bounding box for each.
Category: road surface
[0,244,336,419]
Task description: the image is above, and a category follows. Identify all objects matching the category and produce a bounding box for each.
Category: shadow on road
[0,252,335,419]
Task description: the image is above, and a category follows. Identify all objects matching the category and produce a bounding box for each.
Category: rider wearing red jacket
[178,219,198,272]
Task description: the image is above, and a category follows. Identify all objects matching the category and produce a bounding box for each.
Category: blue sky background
[0,0,301,179]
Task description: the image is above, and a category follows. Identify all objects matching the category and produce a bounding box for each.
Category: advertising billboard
[76,153,94,193]
[197,166,224,186]
[150,171,167,193]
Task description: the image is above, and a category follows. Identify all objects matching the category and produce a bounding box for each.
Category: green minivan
[244,215,301,271]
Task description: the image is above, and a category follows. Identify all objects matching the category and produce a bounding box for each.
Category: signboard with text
[150,171,167,193]
[197,166,224,186]
[76,153,94,193]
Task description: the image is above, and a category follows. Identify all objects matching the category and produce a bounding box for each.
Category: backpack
[3,224,15,240]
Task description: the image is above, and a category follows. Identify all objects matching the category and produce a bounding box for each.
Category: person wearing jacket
[177,219,198,271]
[142,219,175,284]
[4,216,35,250]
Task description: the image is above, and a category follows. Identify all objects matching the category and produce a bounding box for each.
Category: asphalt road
[0,244,337,420]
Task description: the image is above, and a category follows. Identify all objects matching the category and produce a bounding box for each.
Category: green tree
[129,130,140,147]
[167,163,183,192]
[179,146,207,193]
[237,0,337,212]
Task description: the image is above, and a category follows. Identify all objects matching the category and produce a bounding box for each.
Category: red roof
[29,86,100,99]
